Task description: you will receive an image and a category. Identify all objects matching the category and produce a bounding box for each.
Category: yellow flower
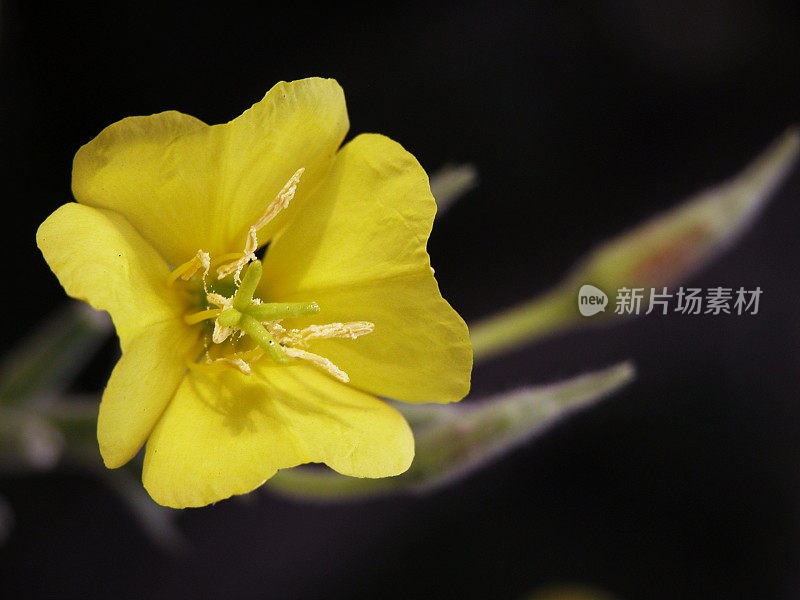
[36,78,472,508]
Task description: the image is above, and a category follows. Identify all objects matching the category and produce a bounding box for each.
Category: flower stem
[469,127,800,363]
[469,286,578,363]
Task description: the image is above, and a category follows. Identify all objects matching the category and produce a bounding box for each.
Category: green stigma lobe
[217,308,242,327]
[239,314,288,363]
[233,261,263,311]
[210,259,320,365]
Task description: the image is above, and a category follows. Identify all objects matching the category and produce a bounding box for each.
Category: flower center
[211,260,320,364]
[167,168,373,382]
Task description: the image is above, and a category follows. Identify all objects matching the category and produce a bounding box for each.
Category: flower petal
[99,320,199,468]
[71,78,348,266]
[260,133,472,403]
[36,203,183,350]
[271,276,472,404]
[71,111,212,266]
[142,363,414,508]
[217,78,350,249]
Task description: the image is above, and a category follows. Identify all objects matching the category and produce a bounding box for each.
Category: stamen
[262,321,287,341]
[283,347,349,383]
[279,321,375,346]
[212,322,234,344]
[248,301,320,321]
[186,356,252,376]
[183,308,221,325]
[216,228,258,282]
[214,168,305,280]
[302,321,374,342]
[253,167,305,232]
[166,250,210,285]
[184,246,370,381]
[206,292,231,308]
[237,346,265,363]
[211,253,248,268]
[213,357,252,376]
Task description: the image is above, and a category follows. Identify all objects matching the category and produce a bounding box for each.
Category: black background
[3,1,800,598]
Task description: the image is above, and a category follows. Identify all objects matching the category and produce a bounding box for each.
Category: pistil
[172,167,373,381]
[209,261,321,365]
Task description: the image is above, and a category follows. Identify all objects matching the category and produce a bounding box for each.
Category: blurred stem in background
[470,128,799,361]
[0,128,797,547]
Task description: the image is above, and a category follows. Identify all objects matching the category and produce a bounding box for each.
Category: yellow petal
[36,203,183,351]
[99,320,199,468]
[71,110,212,266]
[273,276,472,404]
[142,363,413,508]
[217,78,350,249]
[260,133,472,403]
[71,78,349,266]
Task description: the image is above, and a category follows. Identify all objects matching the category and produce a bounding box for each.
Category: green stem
[468,286,578,363]
[267,363,634,501]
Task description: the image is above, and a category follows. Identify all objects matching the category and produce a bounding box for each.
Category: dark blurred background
[2,1,800,598]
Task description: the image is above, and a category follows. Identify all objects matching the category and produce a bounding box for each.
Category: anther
[215,168,306,281]
[252,167,305,232]
[248,301,320,321]
[283,347,349,382]
[167,250,210,285]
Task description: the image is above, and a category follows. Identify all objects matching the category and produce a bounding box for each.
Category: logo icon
[578,284,608,317]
